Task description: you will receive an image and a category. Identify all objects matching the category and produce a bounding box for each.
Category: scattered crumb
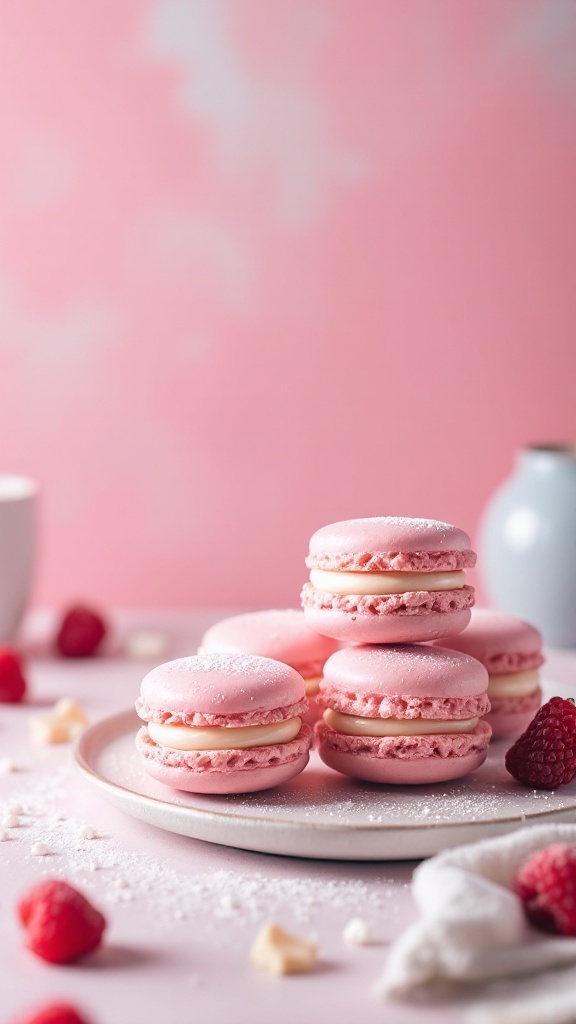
[0,830,8,841]
[29,698,88,744]
[125,631,168,661]
[113,877,128,889]
[31,842,51,856]
[250,922,318,975]
[9,803,23,815]
[2,813,20,828]
[343,917,373,945]
[79,824,98,840]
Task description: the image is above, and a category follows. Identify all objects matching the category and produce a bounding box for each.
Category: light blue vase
[479,444,576,648]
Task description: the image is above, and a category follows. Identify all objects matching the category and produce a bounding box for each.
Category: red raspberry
[55,605,107,658]
[10,1003,90,1024]
[0,647,27,702]
[505,696,576,789]
[18,879,106,964]
[515,843,576,935]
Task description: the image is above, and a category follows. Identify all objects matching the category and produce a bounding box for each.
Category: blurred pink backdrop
[1,0,575,609]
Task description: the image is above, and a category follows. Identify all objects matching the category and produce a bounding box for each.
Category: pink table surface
[0,610,574,1024]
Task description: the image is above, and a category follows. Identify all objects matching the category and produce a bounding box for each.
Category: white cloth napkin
[378,824,576,1002]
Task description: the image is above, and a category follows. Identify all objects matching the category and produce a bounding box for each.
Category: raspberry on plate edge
[505,696,576,790]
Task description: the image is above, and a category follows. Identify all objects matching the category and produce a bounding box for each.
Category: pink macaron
[316,644,491,784]
[301,516,476,644]
[199,609,339,724]
[135,653,312,794]
[433,608,544,738]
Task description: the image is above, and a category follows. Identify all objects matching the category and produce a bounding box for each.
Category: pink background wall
[1,0,575,610]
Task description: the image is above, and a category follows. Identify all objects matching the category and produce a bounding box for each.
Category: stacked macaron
[302,516,492,784]
[135,654,312,793]
[434,608,544,738]
[301,517,475,644]
[198,609,339,725]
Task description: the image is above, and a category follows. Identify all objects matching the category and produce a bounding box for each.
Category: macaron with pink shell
[301,516,476,644]
[135,653,312,794]
[433,608,544,738]
[198,609,339,724]
[315,644,491,784]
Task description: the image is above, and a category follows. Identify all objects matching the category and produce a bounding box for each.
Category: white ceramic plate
[74,709,576,861]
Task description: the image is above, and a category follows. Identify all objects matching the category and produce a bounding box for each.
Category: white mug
[0,475,37,642]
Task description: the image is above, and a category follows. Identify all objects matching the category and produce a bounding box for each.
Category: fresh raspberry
[505,696,576,789]
[55,605,107,658]
[10,1003,90,1024]
[18,879,106,964]
[0,647,27,702]
[514,843,576,935]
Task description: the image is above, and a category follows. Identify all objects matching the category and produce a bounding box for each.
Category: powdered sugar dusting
[0,765,401,929]
[158,653,292,682]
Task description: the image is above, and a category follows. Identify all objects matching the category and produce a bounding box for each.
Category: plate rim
[74,708,576,835]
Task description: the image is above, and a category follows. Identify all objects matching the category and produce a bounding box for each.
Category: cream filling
[304,674,322,696]
[309,568,465,596]
[487,669,540,699]
[147,717,301,752]
[323,708,478,737]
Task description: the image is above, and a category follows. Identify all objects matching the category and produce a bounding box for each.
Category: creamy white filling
[487,669,540,699]
[309,568,465,596]
[147,717,301,752]
[323,708,478,737]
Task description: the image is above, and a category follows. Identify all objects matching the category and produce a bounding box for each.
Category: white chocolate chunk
[125,630,168,660]
[250,922,317,975]
[2,814,19,828]
[148,716,302,752]
[29,698,88,744]
[487,669,540,699]
[343,917,373,945]
[309,568,465,596]
[324,708,478,737]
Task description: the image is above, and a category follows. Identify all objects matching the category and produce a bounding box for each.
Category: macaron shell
[486,688,542,738]
[317,744,488,785]
[316,719,491,784]
[199,609,339,678]
[141,750,310,794]
[434,608,544,674]
[321,643,488,700]
[303,605,472,644]
[307,517,475,571]
[140,653,306,719]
